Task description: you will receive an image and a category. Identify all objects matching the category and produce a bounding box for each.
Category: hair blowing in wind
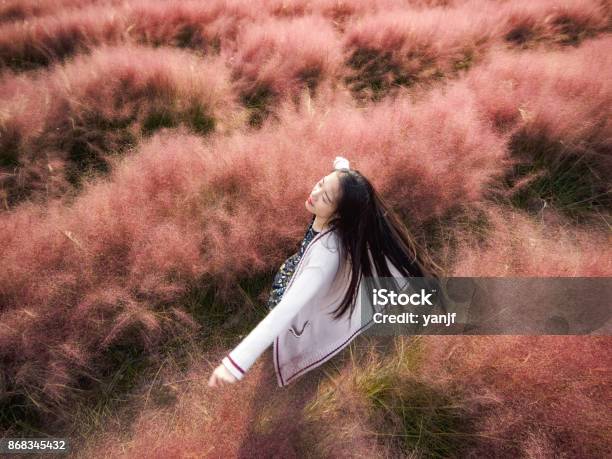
[324,167,445,321]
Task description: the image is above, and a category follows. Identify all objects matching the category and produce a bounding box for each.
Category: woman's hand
[208,363,238,387]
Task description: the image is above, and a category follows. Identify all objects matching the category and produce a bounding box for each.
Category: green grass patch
[374,380,478,458]
[452,49,475,72]
[551,15,597,46]
[344,47,407,102]
[184,102,216,135]
[142,109,178,135]
[298,66,322,96]
[240,85,276,128]
[63,112,137,188]
[505,24,537,47]
[302,337,479,457]
[0,132,21,168]
[354,338,478,457]
[344,47,445,102]
[409,204,493,274]
[142,102,215,137]
[182,270,276,348]
[502,131,611,222]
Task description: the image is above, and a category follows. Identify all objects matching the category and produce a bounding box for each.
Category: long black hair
[321,166,445,321]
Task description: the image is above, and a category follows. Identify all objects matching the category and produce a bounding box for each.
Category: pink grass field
[0,0,611,457]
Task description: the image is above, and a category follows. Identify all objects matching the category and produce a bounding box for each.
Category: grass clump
[240,85,277,128]
[501,131,611,222]
[302,337,479,457]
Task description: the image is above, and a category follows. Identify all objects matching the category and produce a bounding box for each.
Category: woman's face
[305,171,341,220]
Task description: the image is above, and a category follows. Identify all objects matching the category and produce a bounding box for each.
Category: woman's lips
[308,196,313,205]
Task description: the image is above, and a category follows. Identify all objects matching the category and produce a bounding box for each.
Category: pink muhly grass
[76,354,273,458]
[227,14,344,100]
[1,0,389,74]
[42,43,235,137]
[270,80,512,221]
[3,108,426,411]
[78,343,392,458]
[0,3,128,70]
[0,132,217,411]
[0,75,514,412]
[495,0,610,48]
[119,0,257,50]
[301,333,611,457]
[264,0,409,20]
[451,204,612,277]
[340,6,490,100]
[463,35,612,174]
[0,0,257,71]
[0,0,124,24]
[343,4,496,64]
[338,0,610,100]
[0,43,236,208]
[0,0,610,449]
[418,335,612,457]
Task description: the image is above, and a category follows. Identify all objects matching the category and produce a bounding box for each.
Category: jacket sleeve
[221,242,340,380]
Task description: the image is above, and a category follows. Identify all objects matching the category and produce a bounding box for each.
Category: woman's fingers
[208,369,225,387]
[208,364,238,388]
[208,372,220,387]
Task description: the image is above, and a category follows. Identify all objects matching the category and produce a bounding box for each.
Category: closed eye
[317,179,328,204]
[321,177,331,204]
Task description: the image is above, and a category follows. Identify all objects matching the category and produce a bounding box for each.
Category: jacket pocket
[289,320,310,338]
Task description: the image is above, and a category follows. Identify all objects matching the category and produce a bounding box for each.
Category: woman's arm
[219,243,340,381]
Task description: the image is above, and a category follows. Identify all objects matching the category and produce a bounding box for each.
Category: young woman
[208,156,443,387]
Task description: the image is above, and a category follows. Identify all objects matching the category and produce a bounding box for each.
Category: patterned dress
[267,220,320,310]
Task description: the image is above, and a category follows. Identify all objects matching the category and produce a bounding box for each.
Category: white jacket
[221,227,409,387]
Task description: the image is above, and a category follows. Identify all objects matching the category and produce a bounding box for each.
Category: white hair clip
[333,156,350,171]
